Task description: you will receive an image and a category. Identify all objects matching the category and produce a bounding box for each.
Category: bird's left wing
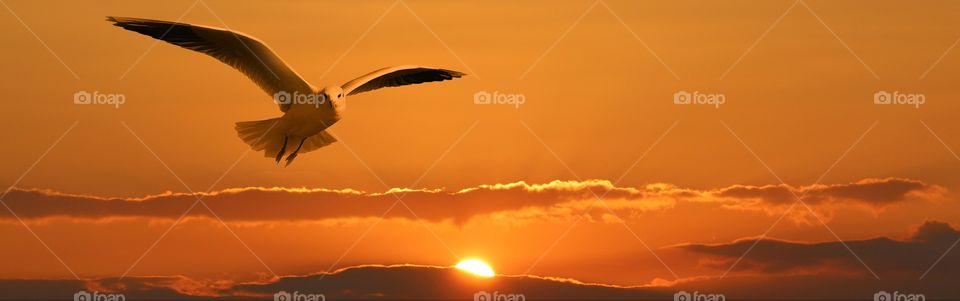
[341,65,465,96]
[107,16,313,112]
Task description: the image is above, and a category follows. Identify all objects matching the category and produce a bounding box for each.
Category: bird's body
[283,86,346,138]
[107,16,464,165]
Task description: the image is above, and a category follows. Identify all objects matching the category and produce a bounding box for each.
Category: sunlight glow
[455,259,495,277]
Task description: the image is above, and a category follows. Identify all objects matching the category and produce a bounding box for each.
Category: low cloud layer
[1,222,958,299]
[7,218,960,301]
[673,220,960,285]
[0,178,944,225]
[0,265,668,300]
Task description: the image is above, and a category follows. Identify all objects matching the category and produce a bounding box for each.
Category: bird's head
[321,86,346,112]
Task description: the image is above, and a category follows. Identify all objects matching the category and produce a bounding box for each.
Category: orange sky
[2,0,960,299]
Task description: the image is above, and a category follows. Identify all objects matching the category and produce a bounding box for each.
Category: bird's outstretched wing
[107,16,313,112]
[341,65,465,96]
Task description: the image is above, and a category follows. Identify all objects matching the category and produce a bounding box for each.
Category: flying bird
[107,16,465,166]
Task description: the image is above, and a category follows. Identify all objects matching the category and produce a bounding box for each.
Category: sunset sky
[2,0,960,300]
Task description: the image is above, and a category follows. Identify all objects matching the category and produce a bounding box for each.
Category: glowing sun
[455,259,495,277]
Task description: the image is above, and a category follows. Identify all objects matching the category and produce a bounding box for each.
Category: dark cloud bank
[2,221,957,300]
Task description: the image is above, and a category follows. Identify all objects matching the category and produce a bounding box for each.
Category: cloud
[711,178,944,209]
[2,220,958,300]
[7,238,959,301]
[1,180,649,225]
[670,273,954,300]
[0,279,86,300]
[673,220,960,279]
[231,264,668,300]
[0,265,669,300]
[631,221,960,299]
[0,178,943,225]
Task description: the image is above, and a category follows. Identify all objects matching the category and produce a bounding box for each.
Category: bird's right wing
[341,66,465,96]
[107,16,313,112]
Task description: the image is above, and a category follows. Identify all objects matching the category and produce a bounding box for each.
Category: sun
[455,259,495,277]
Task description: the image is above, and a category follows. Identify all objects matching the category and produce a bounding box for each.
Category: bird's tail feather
[235,118,286,158]
[300,130,338,153]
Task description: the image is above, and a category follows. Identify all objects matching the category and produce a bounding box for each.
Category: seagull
[107,16,465,166]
